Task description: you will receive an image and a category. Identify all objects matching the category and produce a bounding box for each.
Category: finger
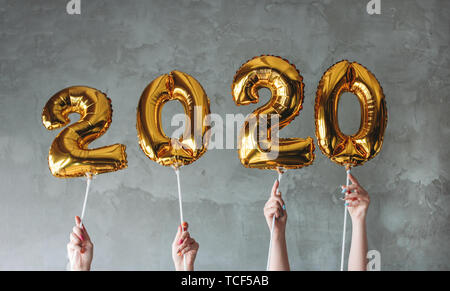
[178,231,191,245]
[182,221,188,232]
[75,216,82,227]
[265,203,282,213]
[70,233,82,245]
[342,184,359,192]
[265,206,282,219]
[180,239,198,255]
[265,199,282,210]
[346,189,368,200]
[68,239,82,251]
[344,192,361,200]
[347,200,360,207]
[81,224,91,242]
[75,216,91,242]
[265,197,280,207]
[349,187,369,198]
[72,226,84,241]
[271,179,279,197]
[70,244,82,253]
[270,195,285,209]
[180,244,198,255]
[348,173,360,186]
[264,207,276,219]
[352,188,368,198]
[193,241,199,251]
[178,237,195,252]
[344,197,358,204]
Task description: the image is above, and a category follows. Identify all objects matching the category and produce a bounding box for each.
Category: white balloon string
[80,174,92,226]
[340,168,351,271]
[174,167,187,271]
[266,169,284,271]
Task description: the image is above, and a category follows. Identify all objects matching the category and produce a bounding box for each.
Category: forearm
[72,265,91,271]
[348,219,368,271]
[175,262,194,271]
[269,230,290,271]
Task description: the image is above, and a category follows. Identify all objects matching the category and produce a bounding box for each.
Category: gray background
[0,0,449,270]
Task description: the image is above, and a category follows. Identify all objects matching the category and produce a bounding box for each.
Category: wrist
[72,265,90,271]
[175,261,194,271]
[273,228,286,240]
[351,217,366,227]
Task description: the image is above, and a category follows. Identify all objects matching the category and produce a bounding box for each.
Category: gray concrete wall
[0,0,449,270]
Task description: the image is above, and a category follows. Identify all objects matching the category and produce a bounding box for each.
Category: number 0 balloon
[314,60,387,167]
[136,71,211,167]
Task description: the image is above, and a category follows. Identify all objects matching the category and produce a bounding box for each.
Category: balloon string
[69,174,92,270]
[174,167,187,271]
[80,174,92,226]
[266,169,284,271]
[340,168,351,271]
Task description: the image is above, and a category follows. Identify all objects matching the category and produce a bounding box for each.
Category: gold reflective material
[315,60,387,167]
[42,86,128,178]
[232,55,315,170]
[136,71,211,167]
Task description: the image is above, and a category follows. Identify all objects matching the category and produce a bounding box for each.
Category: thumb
[75,216,81,227]
[182,221,189,232]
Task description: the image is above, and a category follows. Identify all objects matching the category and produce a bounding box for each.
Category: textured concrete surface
[0,0,449,270]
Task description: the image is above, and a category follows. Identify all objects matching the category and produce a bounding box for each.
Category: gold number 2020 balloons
[315,60,387,167]
[42,86,128,178]
[136,71,211,167]
[232,55,315,170]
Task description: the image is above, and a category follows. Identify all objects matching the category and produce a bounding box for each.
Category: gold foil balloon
[315,60,387,167]
[232,55,315,170]
[42,86,128,178]
[136,71,211,167]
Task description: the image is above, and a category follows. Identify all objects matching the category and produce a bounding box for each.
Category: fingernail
[177,251,181,256]
[345,203,349,206]
[341,188,346,194]
[80,235,84,241]
[179,239,183,245]
[282,205,286,210]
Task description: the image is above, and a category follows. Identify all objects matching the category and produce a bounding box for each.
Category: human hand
[67,216,93,271]
[172,222,199,271]
[342,174,370,222]
[264,179,287,236]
